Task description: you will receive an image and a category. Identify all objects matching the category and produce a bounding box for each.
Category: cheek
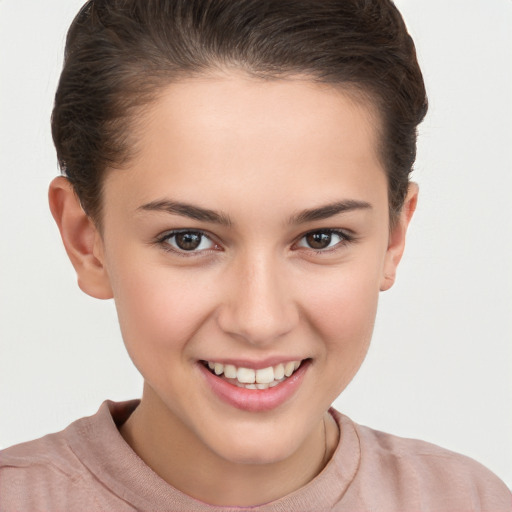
[306,248,382,327]
[303,257,382,388]
[108,257,217,366]
[313,270,379,346]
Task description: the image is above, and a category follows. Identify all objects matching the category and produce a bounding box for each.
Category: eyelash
[155,229,220,257]
[155,228,355,257]
[295,228,355,254]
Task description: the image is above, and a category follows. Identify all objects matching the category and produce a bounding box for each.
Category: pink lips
[199,360,310,412]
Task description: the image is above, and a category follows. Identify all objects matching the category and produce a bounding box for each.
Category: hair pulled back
[52,0,427,224]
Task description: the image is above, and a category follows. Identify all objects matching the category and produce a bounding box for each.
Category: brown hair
[52,0,427,225]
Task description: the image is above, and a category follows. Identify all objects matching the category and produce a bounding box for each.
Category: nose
[216,252,299,346]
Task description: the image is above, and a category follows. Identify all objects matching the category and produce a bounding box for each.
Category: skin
[49,72,417,506]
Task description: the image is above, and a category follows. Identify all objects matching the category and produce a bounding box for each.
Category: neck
[119,384,339,507]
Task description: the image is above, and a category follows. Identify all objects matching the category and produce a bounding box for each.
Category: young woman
[1,0,510,510]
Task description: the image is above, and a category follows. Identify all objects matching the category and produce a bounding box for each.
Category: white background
[1,0,511,489]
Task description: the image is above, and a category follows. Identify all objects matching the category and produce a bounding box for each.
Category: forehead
[103,73,387,217]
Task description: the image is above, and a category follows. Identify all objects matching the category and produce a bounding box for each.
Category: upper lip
[199,357,308,370]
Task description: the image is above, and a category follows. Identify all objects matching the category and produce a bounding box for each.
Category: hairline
[89,67,397,233]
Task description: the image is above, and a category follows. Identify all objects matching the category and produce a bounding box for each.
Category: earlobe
[48,176,113,299]
[380,183,418,292]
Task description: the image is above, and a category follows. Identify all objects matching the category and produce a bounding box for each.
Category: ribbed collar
[65,400,360,511]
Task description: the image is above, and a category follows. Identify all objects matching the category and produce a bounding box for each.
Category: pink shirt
[1,400,510,511]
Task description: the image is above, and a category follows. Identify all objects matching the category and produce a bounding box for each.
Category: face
[89,73,411,465]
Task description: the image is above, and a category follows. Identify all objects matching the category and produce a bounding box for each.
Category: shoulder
[0,401,139,511]
[0,430,97,510]
[331,410,512,511]
[1,424,84,476]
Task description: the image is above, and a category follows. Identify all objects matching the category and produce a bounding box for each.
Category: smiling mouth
[200,359,308,390]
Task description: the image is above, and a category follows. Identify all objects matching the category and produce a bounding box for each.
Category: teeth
[224,364,237,379]
[205,359,303,388]
[274,363,285,380]
[255,366,274,384]
[237,367,256,384]
[284,361,295,377]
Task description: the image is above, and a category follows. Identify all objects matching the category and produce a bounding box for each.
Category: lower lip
[198,361,310,412]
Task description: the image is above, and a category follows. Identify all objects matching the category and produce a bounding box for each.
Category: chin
[206,421,309,466]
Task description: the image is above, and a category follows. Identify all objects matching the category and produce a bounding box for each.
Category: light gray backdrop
[1,0,511,488]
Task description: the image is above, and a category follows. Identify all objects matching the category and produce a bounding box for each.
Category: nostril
[215,274,299,345]
[216,309,299,346]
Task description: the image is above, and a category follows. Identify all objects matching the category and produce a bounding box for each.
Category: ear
[48,176,113,299]
[380,183,418,292]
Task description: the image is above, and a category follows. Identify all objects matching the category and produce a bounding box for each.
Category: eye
[160,230,217,253]
[296,229,351,251]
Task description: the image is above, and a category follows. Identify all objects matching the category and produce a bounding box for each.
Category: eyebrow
[137,198,372,227]
[137,200,233,226]
[288,200,372,224]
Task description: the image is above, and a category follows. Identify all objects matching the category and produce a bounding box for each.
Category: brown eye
[162,231,216,252]
[305,232,332,249]
[296,230,350,251]
[175,232,203,250]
